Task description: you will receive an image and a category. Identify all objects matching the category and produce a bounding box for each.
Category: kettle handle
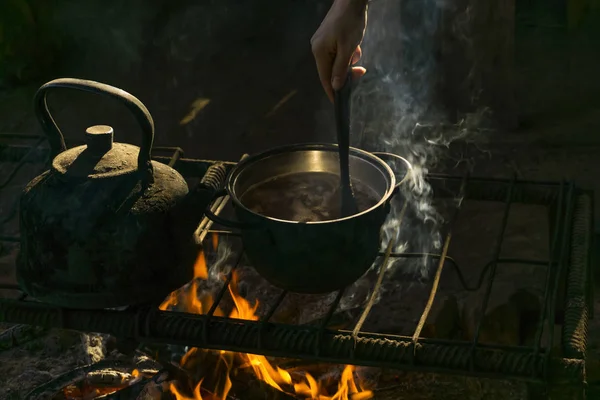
[34,78,154,176]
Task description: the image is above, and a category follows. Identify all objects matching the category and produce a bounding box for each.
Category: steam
[208,238,234,283]
[338,0,490,297]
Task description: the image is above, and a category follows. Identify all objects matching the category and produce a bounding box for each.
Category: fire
[170,380,205,400]
[61,368,144,399]
[159,250,223,316]
[161,233,373,400]
[194,250,209,280]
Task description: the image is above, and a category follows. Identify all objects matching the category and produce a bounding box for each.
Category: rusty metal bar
[261,290,288,324]
[352,240,395,340]
[388,254,552,292]
[200,252,241,345]
[153,146,184,168]
[0,298,585,382]
[412,232,452,346]
[547,183,575,371]
[559,190,590,361]
[316,288,345,357]
[205,255,241,319]
[0,138,45,189]
[469,175,516,367]
[427,174,564,206]
[319,288,345,331]
[411,174,469,359]
[257,289,288,350]
[532,181,565,366]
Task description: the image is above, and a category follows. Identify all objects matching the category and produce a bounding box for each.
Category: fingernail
[331,76,343,91]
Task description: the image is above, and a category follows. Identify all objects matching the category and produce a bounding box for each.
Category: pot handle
[371,152,413,193]
[203,189,259,230]
[34,78,154,177]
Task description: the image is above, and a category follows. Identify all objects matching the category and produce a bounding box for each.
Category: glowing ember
[160,233,373,400]
[62,385,123,400]
[61,368,144,399]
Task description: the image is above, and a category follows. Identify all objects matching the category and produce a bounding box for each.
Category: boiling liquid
[239,172,379,222]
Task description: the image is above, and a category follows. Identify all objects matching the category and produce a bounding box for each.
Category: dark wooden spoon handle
[334,68,358,216]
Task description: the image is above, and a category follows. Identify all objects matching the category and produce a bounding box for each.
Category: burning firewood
[139,340,374,400]
[21,356,160,400]
[150,243,376,400]
[55,368,158,400]
[167,342,374,399]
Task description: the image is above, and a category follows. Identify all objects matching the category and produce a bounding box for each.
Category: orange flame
[170,381,204,400]
[212,232,219,252]
[162,239,373,400]
[195,250,209,280]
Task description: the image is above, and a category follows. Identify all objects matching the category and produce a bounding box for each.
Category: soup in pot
[239,171,379,222]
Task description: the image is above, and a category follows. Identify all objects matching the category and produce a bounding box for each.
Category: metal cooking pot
[205,144,411,293]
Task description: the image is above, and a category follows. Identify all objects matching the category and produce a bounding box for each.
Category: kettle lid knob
[85,125,114,155]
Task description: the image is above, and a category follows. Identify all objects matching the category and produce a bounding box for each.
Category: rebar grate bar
[0,298,585,382]
[468,175,516,369]
[0,135,49,235]
[257,288,289,350]
[547,183,576,371]
[411,174,469,359]
[532,181,565,367]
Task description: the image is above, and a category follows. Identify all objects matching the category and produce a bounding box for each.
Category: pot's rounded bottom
[235,198,388,294]
[244,240,380,294]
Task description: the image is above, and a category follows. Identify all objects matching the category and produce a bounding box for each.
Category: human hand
[311,0,368,102]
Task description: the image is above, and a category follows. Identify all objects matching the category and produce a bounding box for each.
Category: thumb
[331,50,352,91]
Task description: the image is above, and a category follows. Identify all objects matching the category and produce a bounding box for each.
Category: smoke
[335,0,491,301]
[207,238,234,283]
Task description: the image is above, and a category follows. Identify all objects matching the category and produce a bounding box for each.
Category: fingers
[332,44,366,91]
[312,42,365,102]
[351,47,365,81]
[331,46,354,91]
[351,66,366,80]
[351,45,362,65]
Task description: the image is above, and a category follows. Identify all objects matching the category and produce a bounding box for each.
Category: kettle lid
[51,125,141,179]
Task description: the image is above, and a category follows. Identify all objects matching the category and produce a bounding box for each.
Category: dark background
[2,1,600,396]
[2,0,599,160]
[1,0,335,161]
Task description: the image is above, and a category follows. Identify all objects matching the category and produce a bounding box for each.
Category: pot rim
[226,143,412,225]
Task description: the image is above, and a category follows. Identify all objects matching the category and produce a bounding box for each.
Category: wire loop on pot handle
[204,189,259,230]
[371,152,412,193]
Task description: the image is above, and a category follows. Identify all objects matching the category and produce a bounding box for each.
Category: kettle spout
[172,162,229,247]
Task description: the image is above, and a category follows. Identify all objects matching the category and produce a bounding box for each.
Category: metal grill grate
[0,133,593,394]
